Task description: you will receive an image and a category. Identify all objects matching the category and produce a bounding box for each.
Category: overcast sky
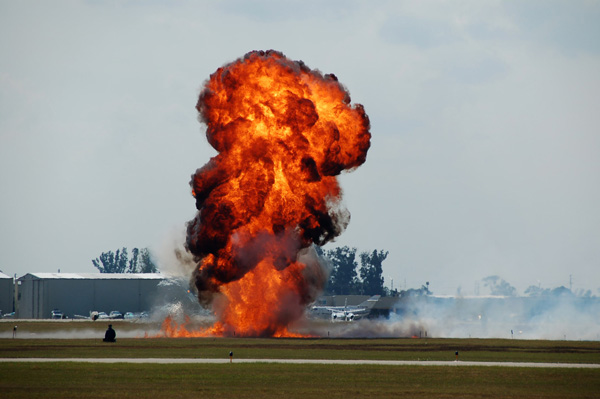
[1,0,599,296]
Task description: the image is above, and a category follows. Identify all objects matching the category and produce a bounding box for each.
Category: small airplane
[309,295,380,322]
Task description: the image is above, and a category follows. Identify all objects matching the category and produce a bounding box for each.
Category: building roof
[19,273,165,280]
[0,272,12,279]
[429,294,510,299]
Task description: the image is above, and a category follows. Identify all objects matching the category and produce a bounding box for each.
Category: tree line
[92,247,158,273]
[483,275,594,298]
[90,244,392,296]
[317,246,389,296]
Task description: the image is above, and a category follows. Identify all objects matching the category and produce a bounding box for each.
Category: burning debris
[172,50,370,337]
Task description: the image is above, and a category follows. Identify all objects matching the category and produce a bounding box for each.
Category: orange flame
[180,50,370,337]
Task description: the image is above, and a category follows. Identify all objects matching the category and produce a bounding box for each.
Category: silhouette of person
[103,324,116,342]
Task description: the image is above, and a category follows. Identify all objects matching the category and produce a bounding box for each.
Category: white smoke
[0,320,164,339]
[377,294,600,340]
[293,292,600,340]
[154,225,197,279]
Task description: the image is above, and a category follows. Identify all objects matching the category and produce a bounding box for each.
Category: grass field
[1,320,599,398]
[1,362,600,399]
[2,336,600,363]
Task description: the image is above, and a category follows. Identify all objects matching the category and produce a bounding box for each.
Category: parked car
[109,311,123,319]
[51,309,63,319]
[123,312,150,320]
[97,312,109,319]
[124,311,149,319]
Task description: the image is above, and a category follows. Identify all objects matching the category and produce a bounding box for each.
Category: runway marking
[1,358,599,368]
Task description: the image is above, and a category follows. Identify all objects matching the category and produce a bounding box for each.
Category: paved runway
[1,358,599,368]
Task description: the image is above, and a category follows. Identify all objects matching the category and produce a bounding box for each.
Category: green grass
[1,362,599,399]
[2,336,600,364]
[1,321,599,398]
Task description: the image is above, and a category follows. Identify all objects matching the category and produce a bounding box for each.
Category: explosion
[175,50,370,337]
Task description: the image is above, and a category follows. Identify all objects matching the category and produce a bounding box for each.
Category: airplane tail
[359,295,380,309]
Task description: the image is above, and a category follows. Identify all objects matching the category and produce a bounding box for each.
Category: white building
[16,273,166,319]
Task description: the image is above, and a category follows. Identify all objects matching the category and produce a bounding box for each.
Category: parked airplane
[309,295,380,322]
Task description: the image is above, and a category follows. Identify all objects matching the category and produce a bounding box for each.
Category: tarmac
[1,358,599,368]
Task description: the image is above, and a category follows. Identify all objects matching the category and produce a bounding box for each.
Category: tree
[138,248,158,273]
[92,247,158,273]
[324,246,360,295]
[318,246,390,295]
[114,248,128,273]
[482,275,516,296]
[401,282,432,297]
[92,251,116,273]
[127,248,139,273]
[358,249,388,295]
[524,285,547,297]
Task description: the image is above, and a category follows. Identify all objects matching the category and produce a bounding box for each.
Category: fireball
[176,50,370,337]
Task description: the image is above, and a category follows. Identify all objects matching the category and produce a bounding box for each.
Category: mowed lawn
[1,335,600,363]
[1,362,599,399]
[1,322,599,398]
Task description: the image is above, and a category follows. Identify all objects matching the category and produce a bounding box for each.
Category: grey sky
[1,0,598,296]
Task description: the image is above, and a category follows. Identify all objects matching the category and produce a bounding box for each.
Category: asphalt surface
[1,358,599,368]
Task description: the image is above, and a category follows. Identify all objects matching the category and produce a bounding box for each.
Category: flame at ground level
[159,315,309,338]
[161,257,319,338]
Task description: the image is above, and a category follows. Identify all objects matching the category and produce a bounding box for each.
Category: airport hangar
[16,273,168,319]
[13,274,402,320]
[0,272,14,315]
